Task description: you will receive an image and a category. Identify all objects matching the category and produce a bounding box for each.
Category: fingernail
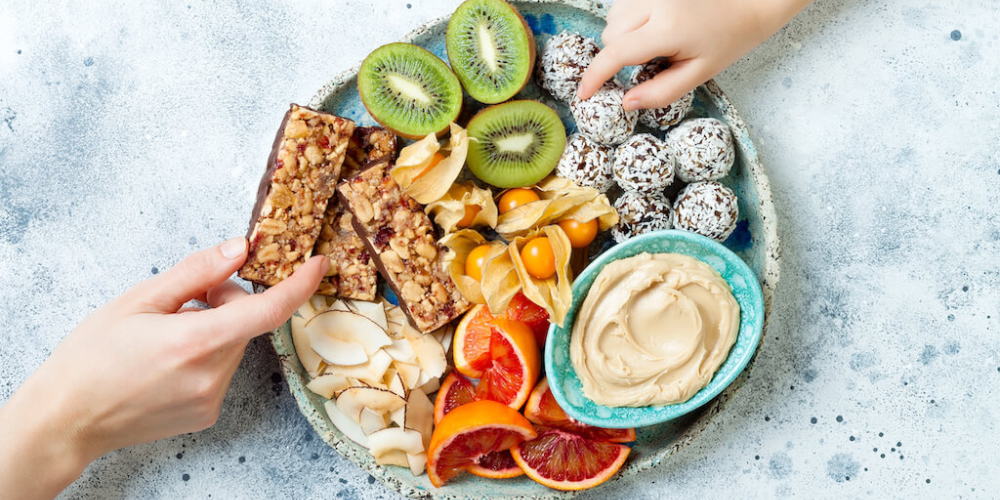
[317,255,331,275]
[623,98,641,111]
[220,237,247,259]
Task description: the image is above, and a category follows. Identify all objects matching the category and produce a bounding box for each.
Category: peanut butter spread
[570,252,740,407]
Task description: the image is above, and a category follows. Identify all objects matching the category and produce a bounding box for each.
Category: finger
[197,255,328,345]
[601,9,649,46]
[206,280,249,308]
[578,28,666,100]
[622,58,709,110]
[125,238,248,313]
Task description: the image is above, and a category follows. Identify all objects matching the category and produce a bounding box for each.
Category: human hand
[578,0,812,109]
[0,238,327,499]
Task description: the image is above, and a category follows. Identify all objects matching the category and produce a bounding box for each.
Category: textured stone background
[1,0,998,498]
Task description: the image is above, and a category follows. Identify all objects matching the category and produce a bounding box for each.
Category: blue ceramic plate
[267,1,781,498]
[545,230,766,429]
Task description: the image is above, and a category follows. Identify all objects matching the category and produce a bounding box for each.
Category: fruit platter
[246,0,780,498]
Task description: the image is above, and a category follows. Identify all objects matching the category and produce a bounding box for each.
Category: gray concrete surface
[1,0,998,498]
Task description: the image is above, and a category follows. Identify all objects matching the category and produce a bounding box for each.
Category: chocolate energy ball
[629,59,694,130]
[570,82,638,146]
[556,134,615,192]
[672,181,739,242]
[612,133,675,193]
[537,31,600,102]
[611,191,673,243]
[666,118,735,182]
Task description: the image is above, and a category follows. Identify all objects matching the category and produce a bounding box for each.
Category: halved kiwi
[446,0,536,104]
[358,43,463,140]
[466,100,566,188]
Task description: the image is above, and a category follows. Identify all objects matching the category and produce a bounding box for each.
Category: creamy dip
[570,252,740,407]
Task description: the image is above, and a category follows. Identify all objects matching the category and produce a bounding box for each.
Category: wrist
[744,0,813,41]
[0,376,96,498]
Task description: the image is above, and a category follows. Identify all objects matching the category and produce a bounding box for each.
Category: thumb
[197,255,328,346]
[622,58,708,111]
[126,237,248,313]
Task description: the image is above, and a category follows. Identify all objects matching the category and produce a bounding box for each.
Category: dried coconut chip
[425,181,498,233]
[390,123,470,204]
[495,176,618,238]
[440,229,489,304]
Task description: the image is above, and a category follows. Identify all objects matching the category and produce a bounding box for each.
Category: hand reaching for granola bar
[578,0,813,110]
[0,238,327,499]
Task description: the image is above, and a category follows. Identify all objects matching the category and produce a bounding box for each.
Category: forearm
[0,378,93,499]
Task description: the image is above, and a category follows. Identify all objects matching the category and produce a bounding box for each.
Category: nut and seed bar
[314,127,398,299]
[336,159,471,333]
[239,104,355,286]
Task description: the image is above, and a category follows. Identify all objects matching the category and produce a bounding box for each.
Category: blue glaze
[724,219,753,252]
[545,230,765,428]
[523,13,541,34]
[540,13,557,34]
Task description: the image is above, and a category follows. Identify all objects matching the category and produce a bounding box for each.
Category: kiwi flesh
[466,100,566,188]
[358,43,463,140]
[446,0,536,104]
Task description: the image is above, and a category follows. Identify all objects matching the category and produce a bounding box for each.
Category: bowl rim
[544,229,766,428]
[270,1,783,498]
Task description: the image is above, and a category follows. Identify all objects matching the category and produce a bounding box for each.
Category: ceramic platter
[268,0,781,497]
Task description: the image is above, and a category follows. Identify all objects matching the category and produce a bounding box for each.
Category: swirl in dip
[570,252,740,407]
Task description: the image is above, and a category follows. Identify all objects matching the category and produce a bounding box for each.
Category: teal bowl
[545,230,765,429]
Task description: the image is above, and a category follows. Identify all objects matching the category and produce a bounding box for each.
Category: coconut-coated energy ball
[537,31,600,102]
[612,133,675,193]
[665,118,735,182]
[570,82,638,146]
[556,134,615,192]
[672,181,739,242]
[629,59,694,130]
[611,191,673,243]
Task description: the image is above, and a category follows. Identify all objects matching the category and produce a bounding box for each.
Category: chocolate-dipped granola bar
[239,104,354,286]
[314,127,397,299]
[337,159,471,333]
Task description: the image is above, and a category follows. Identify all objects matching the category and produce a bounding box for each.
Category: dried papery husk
[495,176,619,238]
[425,182,498,233]
[390,123,470,204]
[440,229,489,304]
[509,225,574,327]
[481,240,522,316]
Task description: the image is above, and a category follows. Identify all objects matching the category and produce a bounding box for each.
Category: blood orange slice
[427,400,537,487]
[524,378,636,443]
[454,304,494,378]
[504,292,550,349]
[467,449,524,479]
[511,427,631,491]
[473,318,540,411]
[434,371,476,424]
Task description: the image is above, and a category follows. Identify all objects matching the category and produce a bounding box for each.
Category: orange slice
[524,378,636,443]
[473,318,540,411]
[427,400,537,487]
[454,304,494,378]
[467,449,524,479]
[511,427,630,491]
[504,292,551,349]
[434,371,476,424]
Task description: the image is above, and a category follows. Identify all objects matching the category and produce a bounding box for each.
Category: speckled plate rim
[266,1,783,499]
[544,229,765,428]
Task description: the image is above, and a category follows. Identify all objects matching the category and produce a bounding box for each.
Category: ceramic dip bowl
[545,229,766,429]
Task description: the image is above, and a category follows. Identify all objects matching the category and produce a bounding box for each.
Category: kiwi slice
[446,0,536,104]
[466,100,566,188]
[358,43,463,140]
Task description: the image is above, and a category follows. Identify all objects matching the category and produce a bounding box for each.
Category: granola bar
[239,104,354,286]
[315,127,398,300]
[337,159,471,333]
